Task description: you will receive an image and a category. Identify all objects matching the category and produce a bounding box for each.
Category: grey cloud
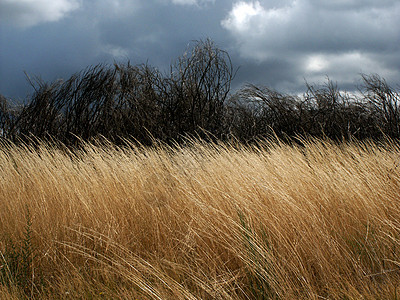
[170,0,215,6]
[92,1,230,66]
[222,0,400,55]
[221,0,400,91]
[308,0,398,11]
[80,0,141,20]
[0,0,80,28]
[0,0,233,99]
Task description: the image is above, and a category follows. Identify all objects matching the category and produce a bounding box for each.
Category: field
[0,138,399,299]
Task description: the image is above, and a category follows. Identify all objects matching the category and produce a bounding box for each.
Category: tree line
[1,39,399,145]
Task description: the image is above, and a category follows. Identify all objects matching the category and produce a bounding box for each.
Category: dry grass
[0,138,399,299]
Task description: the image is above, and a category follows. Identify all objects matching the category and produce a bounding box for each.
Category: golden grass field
[0,138,399,299]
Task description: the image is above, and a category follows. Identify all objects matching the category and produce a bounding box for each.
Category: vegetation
[0,138,399,299]
[1,38,400,299]
[0,39,399,145]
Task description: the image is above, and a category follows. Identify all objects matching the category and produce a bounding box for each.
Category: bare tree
[159,39,235,141]
[1,39,399,145]
[361,74,400,138]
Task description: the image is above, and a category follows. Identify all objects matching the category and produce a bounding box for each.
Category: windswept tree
[227,76,400,142]
[232,84,302,140]
[7,39,235,145]
[361,74,400,139]
[12,64,163,144]
[1,38,399,145]
[159,39,235,141]
[0,94,11,138]
[303,79,361,140]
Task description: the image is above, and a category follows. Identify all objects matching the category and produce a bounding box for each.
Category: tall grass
[0,138,399,299]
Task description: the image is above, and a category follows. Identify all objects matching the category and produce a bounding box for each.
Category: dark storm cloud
[0,18,102,100]
[0,0,399,100]
[0,0,233,99]
[222,0,400,91]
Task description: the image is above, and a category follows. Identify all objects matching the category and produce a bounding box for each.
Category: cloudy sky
[1,0,399,100]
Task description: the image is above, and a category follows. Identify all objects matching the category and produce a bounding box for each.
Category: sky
[0,0,399,101]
